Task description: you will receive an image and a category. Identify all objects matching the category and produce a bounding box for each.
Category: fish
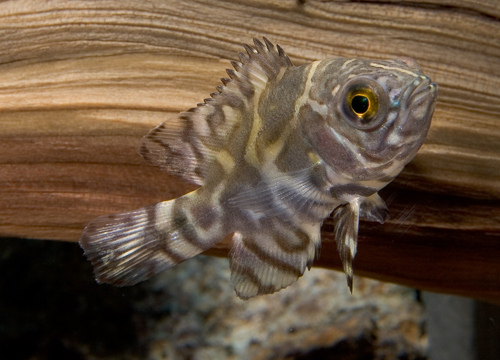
[79,38,437,299]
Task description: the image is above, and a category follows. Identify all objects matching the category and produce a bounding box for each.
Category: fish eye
[340,79,388,131]
[351,95,370,115]
[347,88,378,123]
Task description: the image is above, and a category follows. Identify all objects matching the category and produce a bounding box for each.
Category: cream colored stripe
[294,61,321,116]
[369,63,419,77]
[244,72,269,166]
[216,149,235,173]
[264,61,321,163]
[341,59,356,69]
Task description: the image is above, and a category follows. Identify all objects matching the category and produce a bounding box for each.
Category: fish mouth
[409,76,438,108]
[374,75,437,160]
[401,76,438,133]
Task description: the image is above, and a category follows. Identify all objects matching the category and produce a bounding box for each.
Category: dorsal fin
[140,38,294,185]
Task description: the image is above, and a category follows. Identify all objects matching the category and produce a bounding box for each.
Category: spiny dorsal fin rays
[333,200,360,293]
[139,38,294,186]
[239,38,293,80]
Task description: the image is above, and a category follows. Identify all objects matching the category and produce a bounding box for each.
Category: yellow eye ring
[339,78,388,131]
[347,88,378,119]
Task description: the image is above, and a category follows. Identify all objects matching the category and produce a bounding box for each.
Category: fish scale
[80,38,437,299]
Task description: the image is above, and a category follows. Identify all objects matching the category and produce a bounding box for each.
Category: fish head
[306,58,438,185]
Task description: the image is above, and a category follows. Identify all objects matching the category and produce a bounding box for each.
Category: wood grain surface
[0,0,499,303]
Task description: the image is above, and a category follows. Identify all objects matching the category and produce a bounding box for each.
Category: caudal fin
[79,195,222,286]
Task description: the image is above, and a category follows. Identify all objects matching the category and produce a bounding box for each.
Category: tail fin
[79,194,222,286]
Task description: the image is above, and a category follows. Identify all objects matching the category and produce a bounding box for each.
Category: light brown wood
[1,0,499,303]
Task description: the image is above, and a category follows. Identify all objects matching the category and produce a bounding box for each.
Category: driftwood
[0,0,499,303]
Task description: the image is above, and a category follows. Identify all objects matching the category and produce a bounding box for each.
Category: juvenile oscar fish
[80,38,437,299]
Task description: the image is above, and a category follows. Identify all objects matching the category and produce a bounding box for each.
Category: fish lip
[373,76,437,158]
[397,75,437,128]
[398,76,437,146]
[408,76,438,105]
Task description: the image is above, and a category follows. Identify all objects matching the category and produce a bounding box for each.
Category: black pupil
[351,95,369,114]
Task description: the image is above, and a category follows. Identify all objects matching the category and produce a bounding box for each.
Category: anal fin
[229,220,320,300]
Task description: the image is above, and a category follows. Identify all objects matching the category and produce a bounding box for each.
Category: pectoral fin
[359,193,390,224]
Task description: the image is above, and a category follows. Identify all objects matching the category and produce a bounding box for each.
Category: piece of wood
[0,0,499,303]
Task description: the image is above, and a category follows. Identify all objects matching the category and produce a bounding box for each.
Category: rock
[0,239,426,359]
[136,256,427,360]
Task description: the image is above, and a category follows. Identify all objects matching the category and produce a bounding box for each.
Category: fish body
[80,38,437,299]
